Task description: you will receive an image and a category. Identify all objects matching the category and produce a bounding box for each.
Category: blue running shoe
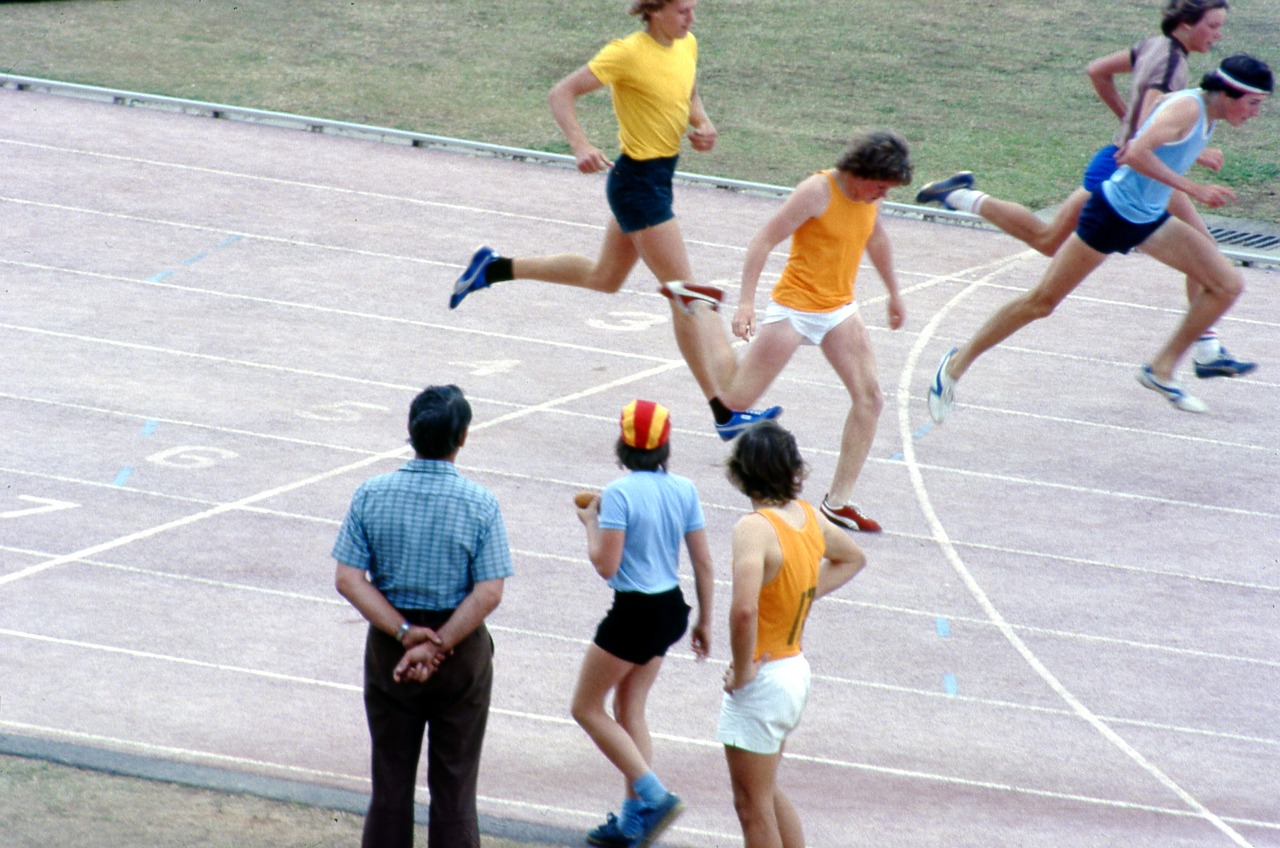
[715,406,782,441]
[915,172,975,208]
[628,793,683,847]
[450,245,496,310]
[587,813,629,848]
[927,347,958,424]
[1194,347,1257,379]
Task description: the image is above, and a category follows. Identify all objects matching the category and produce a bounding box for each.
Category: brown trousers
[361,609,494,848]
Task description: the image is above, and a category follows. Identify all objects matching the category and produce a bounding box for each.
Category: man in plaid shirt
[334,384,513,848]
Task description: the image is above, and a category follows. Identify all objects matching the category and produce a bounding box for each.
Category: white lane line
[898,270,1257,847]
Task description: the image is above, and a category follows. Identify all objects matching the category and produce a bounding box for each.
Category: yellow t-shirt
[587,30,697,161]
[771,170,878,313]
[752,502,823,663]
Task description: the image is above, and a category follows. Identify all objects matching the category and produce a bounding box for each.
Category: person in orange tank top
[717,421,867,848]
[663,130,912,532]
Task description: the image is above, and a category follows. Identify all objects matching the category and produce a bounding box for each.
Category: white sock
[945,189,988,214]
[1193,331,1221,363]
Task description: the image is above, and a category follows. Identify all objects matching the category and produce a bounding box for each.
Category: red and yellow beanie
[619,400,671,450]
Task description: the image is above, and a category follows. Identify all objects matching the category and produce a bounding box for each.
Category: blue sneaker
[927,347,959,424]
[915,172,975,209]
[450,245,496,309]
[715,406,782,441]
[1194,347,1257,379]
[587,813,629,848]
[629,793,683,847]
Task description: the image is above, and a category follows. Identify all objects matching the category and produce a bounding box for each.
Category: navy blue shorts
[1081,144,1121,193]
[606,154,677,234]
[1076,189,1170,255]
[594,586,690,665]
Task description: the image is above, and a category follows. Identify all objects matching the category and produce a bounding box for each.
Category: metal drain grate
[1208,227,1280,251]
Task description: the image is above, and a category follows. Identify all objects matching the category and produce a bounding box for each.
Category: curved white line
[898,267,1254,847]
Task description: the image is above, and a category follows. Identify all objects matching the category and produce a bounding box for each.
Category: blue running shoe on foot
[587,813,629,848]
[1194,347,1256,379]
[915,172,975,208]
[629,793,683,848]
[450,245,496,310]
[1137,365,1207,413]
[928,347,959,424]
[715,406,782,441]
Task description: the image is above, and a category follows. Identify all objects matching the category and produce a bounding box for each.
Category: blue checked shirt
[332,459,513,610]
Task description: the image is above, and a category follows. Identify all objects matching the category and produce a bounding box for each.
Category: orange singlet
[752,501,823,663]
[770,170,878,313]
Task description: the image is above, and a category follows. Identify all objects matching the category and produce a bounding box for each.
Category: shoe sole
[1194,364,1257,379]
[915,171,974,205]
[660,281,722,315]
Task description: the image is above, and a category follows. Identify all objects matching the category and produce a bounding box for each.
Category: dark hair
[1161,0,1228,37]
[408,385,472,459]
[725,421,807,504]
[1202,54,1274,97]
[835,129,913,185]
[616,438,670,472]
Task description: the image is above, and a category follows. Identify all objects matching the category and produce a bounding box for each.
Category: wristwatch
[395,621,412,643]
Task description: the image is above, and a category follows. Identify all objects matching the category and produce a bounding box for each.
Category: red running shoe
[820,497,882,533]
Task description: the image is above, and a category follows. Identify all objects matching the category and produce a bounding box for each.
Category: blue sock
[632,771,667,807]
[620,797,644,837]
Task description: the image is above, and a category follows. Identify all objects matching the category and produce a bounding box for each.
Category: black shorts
[594,586,690,665]
[1076,189,1170,255]
[606,154,677,234]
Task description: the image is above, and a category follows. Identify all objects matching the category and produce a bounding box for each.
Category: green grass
[2,0,1277,220]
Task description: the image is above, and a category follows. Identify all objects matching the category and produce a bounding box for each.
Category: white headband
[1215,68,1269,95]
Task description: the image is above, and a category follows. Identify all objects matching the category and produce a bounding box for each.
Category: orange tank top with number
[753,501,823,662]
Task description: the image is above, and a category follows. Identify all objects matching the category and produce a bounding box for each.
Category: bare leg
[816,313,882,506]
[512,218,639,293]
[629,218,720,398]
[1137,218,1243,380]
[948,234,1107,382]
[570,645,664,786]
[979,188,1090,257]
[725,745,794,848]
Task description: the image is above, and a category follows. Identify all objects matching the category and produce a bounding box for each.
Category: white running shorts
[761,300,859,346]
[716,653,811,755]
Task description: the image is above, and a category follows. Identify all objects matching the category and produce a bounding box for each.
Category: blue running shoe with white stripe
[450,245,496,310]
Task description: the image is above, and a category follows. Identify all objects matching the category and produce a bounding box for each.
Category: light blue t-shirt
[598,469,704,594]
[1102,89,1214,224]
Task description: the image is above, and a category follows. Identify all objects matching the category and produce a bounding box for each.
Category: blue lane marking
[111,467,133,487]
[936,617,951,638]
[147,270,173,282]
[890,422,937,460]
[181,252,209,266]
[943,673,958,696]
[140,420,158,436]
[218,235,243,248]
[146,234,241,282]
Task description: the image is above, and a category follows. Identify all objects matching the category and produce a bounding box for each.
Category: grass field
[2,0,1277,221]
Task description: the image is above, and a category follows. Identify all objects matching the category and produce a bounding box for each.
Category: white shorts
[716,653,811,755]
[761,300,859,346]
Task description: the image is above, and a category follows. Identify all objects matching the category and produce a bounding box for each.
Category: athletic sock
[945,189,988,215]
[485,257,514,284]
[1193,330,1221,363]
[619,797,645,837]
[709,397,733,425]
[632,771,668,807]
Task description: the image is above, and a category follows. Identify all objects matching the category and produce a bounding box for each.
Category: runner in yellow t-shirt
[666,130,913,531]
[448,0,778,435]
[718,420,866,848]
